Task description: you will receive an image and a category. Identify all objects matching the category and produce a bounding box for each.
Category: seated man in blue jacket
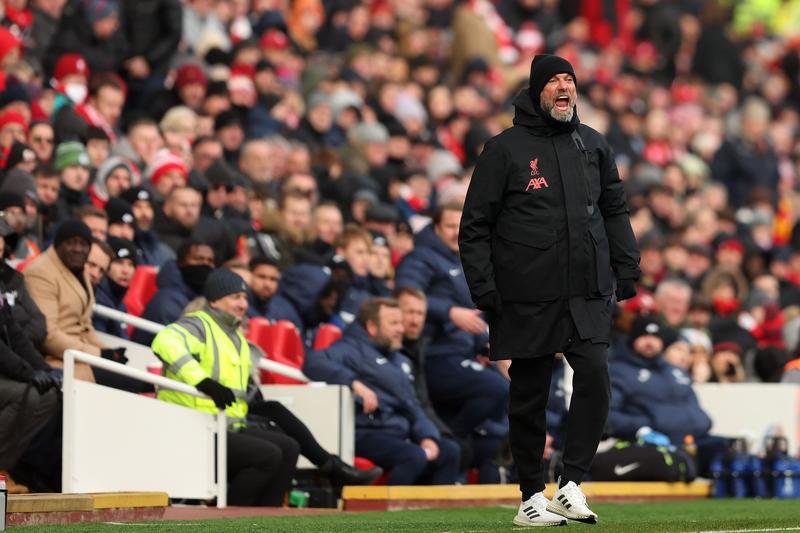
[131,240,215,345]
[304,297,460,485]
[609,316,712,448]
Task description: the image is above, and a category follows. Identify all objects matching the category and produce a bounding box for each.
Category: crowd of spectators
[1,0,800,493]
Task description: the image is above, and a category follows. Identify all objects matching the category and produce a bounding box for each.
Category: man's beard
[542,99,574,123]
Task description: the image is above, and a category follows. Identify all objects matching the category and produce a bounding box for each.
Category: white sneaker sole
[546,501,598,524]
[512,515,568,527]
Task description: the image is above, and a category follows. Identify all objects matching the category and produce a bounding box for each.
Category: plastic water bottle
[772,455,796,499]
[729,452,750,498]
[0,474,6,531]
[288,489,309,508]
[709,455,728,498]
[749,455,769,499]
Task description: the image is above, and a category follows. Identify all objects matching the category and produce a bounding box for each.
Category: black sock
[522,489,535,501]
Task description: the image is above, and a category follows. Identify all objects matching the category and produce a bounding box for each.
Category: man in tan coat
[24,220,128,384]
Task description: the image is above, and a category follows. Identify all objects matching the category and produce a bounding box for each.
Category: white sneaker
[547,479,598,524]
[512,492,568,527]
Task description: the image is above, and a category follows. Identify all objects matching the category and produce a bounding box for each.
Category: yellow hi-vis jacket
[151,309,251,429]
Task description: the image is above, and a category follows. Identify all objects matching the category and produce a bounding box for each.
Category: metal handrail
[62,349,227,508]
[257,357,309,383]
[93,304,310,382]
[94,304,164,333]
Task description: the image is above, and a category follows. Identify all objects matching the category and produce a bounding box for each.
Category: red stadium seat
[123,265,158,317]
[247,317,273,349]
[312,324,343,350]
[254,319,306,385]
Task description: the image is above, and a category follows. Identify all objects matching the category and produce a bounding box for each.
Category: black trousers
[248,400,330,467]
[508,339,609,496]
[227,426,300,506]
[0,377,59,471]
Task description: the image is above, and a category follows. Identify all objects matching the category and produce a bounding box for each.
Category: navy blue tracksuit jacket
[608,349,712,444]
[395,225,488,359]
[304,323,441,444]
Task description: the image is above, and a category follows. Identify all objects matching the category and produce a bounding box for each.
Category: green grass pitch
[16,500,800,532]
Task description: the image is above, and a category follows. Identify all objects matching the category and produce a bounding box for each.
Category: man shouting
[459,54,640,527]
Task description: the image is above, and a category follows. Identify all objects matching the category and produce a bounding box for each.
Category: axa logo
[526,157,549,191]
[526,177,549,191]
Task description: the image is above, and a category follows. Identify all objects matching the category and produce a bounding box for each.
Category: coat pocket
[493,221,560,302]
[588,223,613,296]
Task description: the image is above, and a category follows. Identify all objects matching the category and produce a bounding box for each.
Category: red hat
[0,26,21,64]
[55,53,90,81]
[145,151,188,187]
[260,30,290,50]
[623,291,657,314]
[717,238,745,255]
[230,63,256,80]
[0,110,28,134]
[175,63,208,90]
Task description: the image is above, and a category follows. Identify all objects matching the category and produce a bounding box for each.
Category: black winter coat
[44,0,129,76]
[0,263,47,350]
[153,211,236,265]
[0,280,50,383]
[120,0,182,76]
[460,91,639,358]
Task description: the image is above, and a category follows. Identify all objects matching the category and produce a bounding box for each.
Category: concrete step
[8,492,168,526]
[341,481,713,511]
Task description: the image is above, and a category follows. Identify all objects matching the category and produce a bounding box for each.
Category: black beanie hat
[5,141,36,171]
[0,191,25,211]
[529,54,576,105]
[54,219,92,247]
[107,236,141,265]
[105,197,135,226]
[121,186,152,206]
[628,315,679,349]
[204,267,248,302]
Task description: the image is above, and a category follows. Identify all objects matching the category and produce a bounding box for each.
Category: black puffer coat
[459,90,639,358]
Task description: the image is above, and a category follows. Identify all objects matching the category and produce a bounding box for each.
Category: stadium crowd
[0,0,799,502]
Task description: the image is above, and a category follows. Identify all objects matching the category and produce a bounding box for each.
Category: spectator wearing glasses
[27,121,55,164]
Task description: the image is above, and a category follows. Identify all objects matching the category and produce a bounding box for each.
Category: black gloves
[475,291,502,315]
[101,347,128,365]
[616,279,637,302]
[196,378,236,410]
[29,370,60,394]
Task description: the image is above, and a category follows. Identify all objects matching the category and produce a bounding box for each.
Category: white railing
[93,304,310,382]
[62,349,227,508]
[94,304,164,333]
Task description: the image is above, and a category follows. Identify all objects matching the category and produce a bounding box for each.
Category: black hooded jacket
[459,90,640,355]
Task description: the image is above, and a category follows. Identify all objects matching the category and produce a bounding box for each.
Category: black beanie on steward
[528,54,577,105]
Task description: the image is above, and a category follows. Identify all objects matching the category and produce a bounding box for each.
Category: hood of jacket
[156,259,194,297]
[278,263,333,324]
[512,89,580,136]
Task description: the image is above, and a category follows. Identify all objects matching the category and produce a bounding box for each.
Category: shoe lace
[564,483,588,506]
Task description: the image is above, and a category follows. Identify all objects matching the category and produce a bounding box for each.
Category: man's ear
[365,319,378,338]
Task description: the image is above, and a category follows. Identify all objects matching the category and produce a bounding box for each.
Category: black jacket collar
[511,90,580,136]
